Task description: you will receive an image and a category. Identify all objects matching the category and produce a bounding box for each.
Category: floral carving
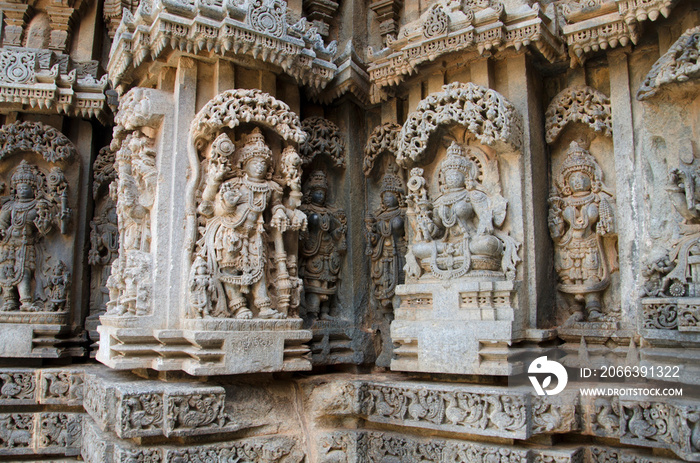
[119,393,164,437]
[0,122,76,163]
[39,371,83,405]
[423,5,449,38]
[397,83,523,165]
[37,413,81,449]
[0,414,32,449]
[638,25,700,100]
[247,0,286,37]
[548,141,617,321]
[0,49,36,85]
[300,117,346,168]
[167,393,226,432]
[545,87,612,144]
[363,123,401,177]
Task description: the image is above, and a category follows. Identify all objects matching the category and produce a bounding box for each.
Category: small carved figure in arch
[299,170,347,321]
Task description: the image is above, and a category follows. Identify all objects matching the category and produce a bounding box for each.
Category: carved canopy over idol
[0,122,77,317]
[396,83,523,165]
[187,89,308,320]
[545,86,613,144]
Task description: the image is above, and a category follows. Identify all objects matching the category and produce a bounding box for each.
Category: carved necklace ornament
[548,141,617,321]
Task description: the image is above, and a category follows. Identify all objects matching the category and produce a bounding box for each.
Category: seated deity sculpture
[365,168,406,311]
[548,140,616,320]
[404,142,518,281]
[0,161,70,312]
[194,128,306,319]
[299,171,347,320]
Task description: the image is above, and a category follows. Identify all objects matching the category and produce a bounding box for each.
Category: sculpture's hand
[291,209,307,231]
[212,161,230,182]
[271,208,290,231]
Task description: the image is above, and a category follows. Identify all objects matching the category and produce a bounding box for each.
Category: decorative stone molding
[363,122,401,177]
[103,0,139,38]
[366,3,564,101]
[358,382,577,439]
[370,0,403,44]
[0,412,82,456]
[0,47,109,121]
[638,25,700,100]
[558,0,676,67]
[397,82,523,165]
[545,86,613,144]
[107,0,338,91]
[300,117,346,168]
[620,398,700,461]
[590,446,688,463]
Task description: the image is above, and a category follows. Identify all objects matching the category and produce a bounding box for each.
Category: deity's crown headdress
[305,170,328,191]
[11,161,38,189]
[559,141,599,183]
[439,142,470,175]
[381,166,404,195]
[239,128,272,165]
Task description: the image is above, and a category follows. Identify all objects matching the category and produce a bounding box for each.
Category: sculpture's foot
[259,307,286,319]
[235,308,253,319]
[587,309,603,321]
[19,300,34,312]
[1,299,18,312]
[319,312,335,321]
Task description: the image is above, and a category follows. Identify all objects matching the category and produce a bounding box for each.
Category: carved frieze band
[544,86,613,144]
[0,369,84,406]
[397,82,523,165]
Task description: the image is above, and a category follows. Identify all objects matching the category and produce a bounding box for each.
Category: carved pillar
[0,2,31,46]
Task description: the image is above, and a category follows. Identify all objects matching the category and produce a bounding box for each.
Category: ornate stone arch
[364,122,401,177]
[190,89,306,144]
[300,117,346,168]
[637,25,700,101]
[0,121,76,162]
[544,86,612,144]
[396,83,523,165]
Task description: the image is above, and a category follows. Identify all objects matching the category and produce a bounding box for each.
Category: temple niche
[0,122,81,357]
[390,82,526,376]
[363,122,406,368]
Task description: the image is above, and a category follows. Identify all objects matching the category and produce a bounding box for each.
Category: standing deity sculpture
[193,128,307,319]
[548,140,617,320]
[299,170,347,321]
[0,161,71,312]
[404,142,519,281]
[365,167,406,311]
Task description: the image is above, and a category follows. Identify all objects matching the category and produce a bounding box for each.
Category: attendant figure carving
[404,142,518,281]
[0,161,70,312]
[365,167,406,311]
[299,171,347,320]
[548,140,617,320]
[195,128,306,319]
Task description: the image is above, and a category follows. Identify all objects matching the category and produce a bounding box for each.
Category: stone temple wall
[0,0,698,461]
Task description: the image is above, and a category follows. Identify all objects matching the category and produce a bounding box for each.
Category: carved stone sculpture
[299,171,347,321]
[404,142,519,281]
[548,140,617,321]
[0,161,70,312]
[365,167,406,311]
[193,129,306,320]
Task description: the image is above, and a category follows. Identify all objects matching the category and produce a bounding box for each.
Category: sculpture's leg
[256,274,283,319]
[18,270,33,312]
[1,286,18,311]
[584,292,603,320]
[305,290,321,321]
[225,284,252,319]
